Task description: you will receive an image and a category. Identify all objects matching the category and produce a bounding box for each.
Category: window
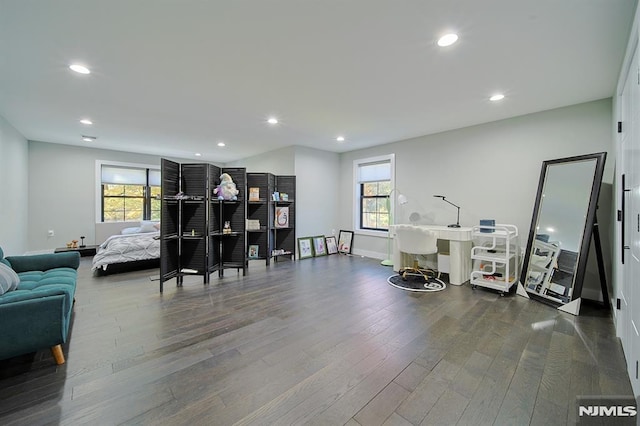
[101,165,160,222]
[354,155,394,232]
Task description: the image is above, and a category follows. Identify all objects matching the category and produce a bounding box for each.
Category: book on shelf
[246,219,260,230]
[248,244,259,258]
[249,187,260,201]
[275,206,289,228]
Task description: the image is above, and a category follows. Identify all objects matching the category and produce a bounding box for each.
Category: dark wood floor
[0,255,633,425]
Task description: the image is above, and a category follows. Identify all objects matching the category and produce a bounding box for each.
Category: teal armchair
[0,247,80,364]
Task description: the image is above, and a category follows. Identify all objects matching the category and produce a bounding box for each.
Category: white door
[624,43,640,396]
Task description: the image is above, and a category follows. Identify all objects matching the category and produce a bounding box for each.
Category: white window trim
[352,154,395,237]
[95,160,160,223]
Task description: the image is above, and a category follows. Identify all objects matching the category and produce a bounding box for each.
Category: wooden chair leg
[51,344,65,365]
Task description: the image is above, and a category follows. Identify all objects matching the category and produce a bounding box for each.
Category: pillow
[121,227,142,235]
[0,262,20,295]
[139,220,157,233]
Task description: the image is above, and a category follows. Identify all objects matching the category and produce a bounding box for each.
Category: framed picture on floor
[298,237,313,259]
[312,236,327,256]
[325,236,338,255]
[338,230,354,254]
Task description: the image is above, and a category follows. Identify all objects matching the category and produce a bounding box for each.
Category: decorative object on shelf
[80,236,86,248]
[66,242,73,248]
[248,244,259,258]
[275,206,289,228]
[280,193,289,201]
[298,237,313,259]
[72,240,78,249]
[312,236,327,256]
[249,187,260,201]
[326,236,338,255]
[214,173,239,200]
[338,230,354,254]
[381,189,408,266]
[246,219,260,230]
[272,192,280,201]
[223,221,232,234]
[433,195,461,228]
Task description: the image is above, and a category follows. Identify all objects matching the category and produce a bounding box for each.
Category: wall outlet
[47,230,54,237]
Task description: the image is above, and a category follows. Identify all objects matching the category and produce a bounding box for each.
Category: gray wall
[0,115,29,255]
[226,146,295,175]
[294,146,340,240]
[27,141,193,251]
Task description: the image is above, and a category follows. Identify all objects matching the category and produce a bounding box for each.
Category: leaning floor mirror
[518,152,607,315]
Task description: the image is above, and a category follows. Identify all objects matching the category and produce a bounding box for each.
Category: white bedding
[92,231,160,271]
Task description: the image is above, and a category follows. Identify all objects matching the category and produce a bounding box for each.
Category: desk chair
[394,224,440,284]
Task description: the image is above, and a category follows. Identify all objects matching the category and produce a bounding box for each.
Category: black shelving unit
[246,173,275,265]
[160,159,180,291]
[273,175,296,261]
[160,160,211,292]
[160,160,246,292]
[210,167,247,277]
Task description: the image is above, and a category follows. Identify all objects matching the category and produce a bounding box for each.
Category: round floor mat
[387,273,447,292]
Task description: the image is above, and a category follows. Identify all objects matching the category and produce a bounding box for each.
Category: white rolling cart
[470,224,519,296]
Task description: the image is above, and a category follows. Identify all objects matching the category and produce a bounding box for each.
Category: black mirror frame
[520,152,607,307]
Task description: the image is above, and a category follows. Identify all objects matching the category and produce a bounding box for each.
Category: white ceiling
[0,0,636,163]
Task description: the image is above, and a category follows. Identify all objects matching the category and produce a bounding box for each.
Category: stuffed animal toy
[214,173,239,200]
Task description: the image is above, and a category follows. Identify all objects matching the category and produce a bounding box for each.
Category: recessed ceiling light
[69,64,91,74]
[217,142,226,147]
[437,33,458,47]
[80,119,93,125]
[336,136,345,142]
[195,153,202,157]
[490,94,505,101]
[267,117,278,125]
[82,135,96,142]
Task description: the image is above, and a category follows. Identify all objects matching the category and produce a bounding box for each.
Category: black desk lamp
[433,195,461,228]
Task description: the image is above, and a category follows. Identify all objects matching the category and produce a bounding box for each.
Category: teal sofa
[0,247,80,364]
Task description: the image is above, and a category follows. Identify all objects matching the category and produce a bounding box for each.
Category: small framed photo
[298,237,313,259]
[338,230,354,254]
[312,236,327,256]
[248,244,259,259]
[325,236,338,255]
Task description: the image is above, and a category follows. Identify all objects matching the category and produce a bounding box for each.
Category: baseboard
[23,249,55,255]
[352,249,385,260]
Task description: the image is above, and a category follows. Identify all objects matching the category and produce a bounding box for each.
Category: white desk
[390,225,473,285]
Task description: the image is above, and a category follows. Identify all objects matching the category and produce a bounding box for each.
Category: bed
[92,221,161,274]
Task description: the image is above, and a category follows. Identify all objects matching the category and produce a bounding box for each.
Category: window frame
[352,154,395,236]
[95,160,161,223]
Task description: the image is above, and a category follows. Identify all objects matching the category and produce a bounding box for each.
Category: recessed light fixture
[336,136,345,142]
[82,135,97,142]
[490,94,505,101]
[267,117,279,125]
[69,64,91,74]
[437,33,458,47]
[195,153,202,157]
[80,119,93,125]
[217,142,226,147]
